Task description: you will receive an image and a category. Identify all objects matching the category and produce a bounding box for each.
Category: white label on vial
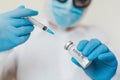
[68,46,90,68]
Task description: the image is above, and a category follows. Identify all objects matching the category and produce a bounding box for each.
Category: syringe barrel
[27,17,45,29]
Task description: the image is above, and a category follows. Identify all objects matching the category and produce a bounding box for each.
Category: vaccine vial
[64,41,91,69]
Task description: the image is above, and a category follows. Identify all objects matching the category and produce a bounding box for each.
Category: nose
[64,0,73,10]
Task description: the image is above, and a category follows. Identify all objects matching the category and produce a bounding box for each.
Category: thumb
[71,57,83,69]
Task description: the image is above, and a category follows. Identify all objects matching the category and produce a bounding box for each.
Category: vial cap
[64,41,73,50]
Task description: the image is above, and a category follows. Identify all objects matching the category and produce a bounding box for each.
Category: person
[0,0,119,80]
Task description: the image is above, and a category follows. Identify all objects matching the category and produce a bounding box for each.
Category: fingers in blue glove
[7,5,38,18]
[82,39,101,57]
[72,39,118,80]
[15,26,34,37]
[0,32,30,48]
[9,19,33,27]
[88,44,109,61]
[0,5,38,52]
[17,34,30,45]
[77,40,88,51]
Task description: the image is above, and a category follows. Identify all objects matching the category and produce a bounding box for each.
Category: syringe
[27,17,55,35]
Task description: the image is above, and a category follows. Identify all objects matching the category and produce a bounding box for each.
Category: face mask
[51,0,84,28]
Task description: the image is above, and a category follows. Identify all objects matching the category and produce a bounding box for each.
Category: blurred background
[0,0,120,50]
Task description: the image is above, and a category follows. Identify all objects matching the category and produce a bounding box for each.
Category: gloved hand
[0,5,38,52]
[71,39,118,80]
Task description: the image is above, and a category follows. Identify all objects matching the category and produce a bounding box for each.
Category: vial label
[68,45,91,68]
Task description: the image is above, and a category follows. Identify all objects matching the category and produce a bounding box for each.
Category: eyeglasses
[57,0,92,8]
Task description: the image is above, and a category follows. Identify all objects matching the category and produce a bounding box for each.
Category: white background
[0,0,120,50]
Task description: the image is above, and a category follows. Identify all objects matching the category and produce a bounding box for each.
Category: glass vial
[64,41,91,69]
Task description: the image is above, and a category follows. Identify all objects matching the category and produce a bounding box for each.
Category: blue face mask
[51,0,84,28]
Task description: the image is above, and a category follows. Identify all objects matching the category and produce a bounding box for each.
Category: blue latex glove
[71,39,118,80]
[0,5,38,52]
